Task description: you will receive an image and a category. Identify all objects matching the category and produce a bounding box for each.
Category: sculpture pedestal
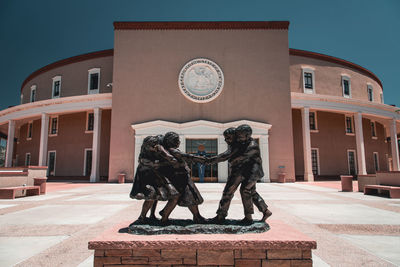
[89,220,316,267]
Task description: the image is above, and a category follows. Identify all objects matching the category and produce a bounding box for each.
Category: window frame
[373,152,379,172]
[49,116,59,137]
[25,152,31,166]
[367,84,373,102]
[30,85,37,103]
[347,149,357,175]
[309,111,318,132]
[371,121,377,139]
[311,148,320,175]
[85,112,94,133]
[302,67,315,94]
[342,75,351,98]
[88,68,100,94]
[345,115,355,135]
[47,150,56,176]
[27,121,33,140]
[52,76,62,99]
[83,148,93,176]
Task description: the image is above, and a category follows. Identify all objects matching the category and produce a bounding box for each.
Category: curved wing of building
[0,21,399,182]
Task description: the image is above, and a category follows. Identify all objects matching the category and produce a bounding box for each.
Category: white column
[178,135,186,152]
[90,108,102,182]
[354,112,367,175]
[217,135,228,183]
[390,118,400,171]
[259,134,270,183]
[133,135,143,177]
[38,113,49,166]
[301,107,314,181]
[5,120,15,167]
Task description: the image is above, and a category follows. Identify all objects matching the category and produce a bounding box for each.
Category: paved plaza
[0,181,399,266]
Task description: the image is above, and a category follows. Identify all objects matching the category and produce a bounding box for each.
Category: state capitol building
[0,21,399,183]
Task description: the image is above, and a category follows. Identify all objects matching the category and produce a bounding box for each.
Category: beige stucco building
[0,21,399,183]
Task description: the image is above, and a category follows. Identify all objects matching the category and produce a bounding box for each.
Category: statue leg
[240,179,257,222]
[216,173,242,218]
[251,186,272,221]
[138,200,155,221]
[160,196,179,223]
[189,205,205,223]
[252,191,268,212]
[150,200,158,219]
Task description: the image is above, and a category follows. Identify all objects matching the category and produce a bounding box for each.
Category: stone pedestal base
[89,220,317,267]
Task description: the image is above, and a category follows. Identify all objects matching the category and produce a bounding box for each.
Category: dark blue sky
[0,0,399,110]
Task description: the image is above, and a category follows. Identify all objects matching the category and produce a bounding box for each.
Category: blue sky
[0,0,399,110]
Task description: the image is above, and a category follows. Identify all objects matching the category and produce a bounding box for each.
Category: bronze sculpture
[208,125,272,224]
[129,135,180,222]
[158,132,207,224]
[130,125,272,227]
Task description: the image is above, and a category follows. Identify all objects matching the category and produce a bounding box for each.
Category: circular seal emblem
[178,58,224,103]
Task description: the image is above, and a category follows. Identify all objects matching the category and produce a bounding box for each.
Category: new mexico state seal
[178,58,224,103]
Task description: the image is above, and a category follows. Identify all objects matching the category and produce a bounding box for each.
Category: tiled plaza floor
[0,181,399,266]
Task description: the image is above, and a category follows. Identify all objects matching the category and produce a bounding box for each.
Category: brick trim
[21,49,114,92]
[289,48,383,89]
[113,21,290,30]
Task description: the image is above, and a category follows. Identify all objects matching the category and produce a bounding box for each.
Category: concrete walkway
[0,181,399,266]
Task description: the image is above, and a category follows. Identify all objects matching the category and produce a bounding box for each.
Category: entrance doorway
[347,150,357,175]
[48,151,56,176]
[186,139,218,182]
[84,149,93,176]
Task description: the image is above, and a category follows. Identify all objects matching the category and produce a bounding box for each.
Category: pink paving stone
[88,220,317,250]
[301,181,359,192]
[46,182,98,193]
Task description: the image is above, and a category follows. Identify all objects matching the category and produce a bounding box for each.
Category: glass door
[48,151,56,176]
[85,149,92,176]
[186,139,218,182]
[347,150,357,175]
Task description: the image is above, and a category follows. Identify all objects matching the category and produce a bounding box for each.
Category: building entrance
[186,139,218,182]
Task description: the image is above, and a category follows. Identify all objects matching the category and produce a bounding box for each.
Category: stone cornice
[113,21,290,30]
[0,93,112,125]
[291,92,400,121]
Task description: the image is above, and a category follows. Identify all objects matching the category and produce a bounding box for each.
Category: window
[367,85,373,102]
[30,85,36,102]
[86,112,94,132]
[84,149,93,176]
[302,68,315,94]
[25,153,31,166]
[347,150,357,175]
[371,121,377,138]
[373,152,379,172]
[304,73,313,89]
[311,148,320,175]
[380,93,384,103]
[0,138,6,167]
[88,68,100,94]
[49,116,58,136]
[345,115,354,134]
[342,76,351,98]
[27,121,33,140]
[47,151,56,176]
[309,111,318,131]
[52,76,61,98]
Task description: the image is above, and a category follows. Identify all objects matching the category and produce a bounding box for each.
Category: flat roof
[113,21,290,30]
